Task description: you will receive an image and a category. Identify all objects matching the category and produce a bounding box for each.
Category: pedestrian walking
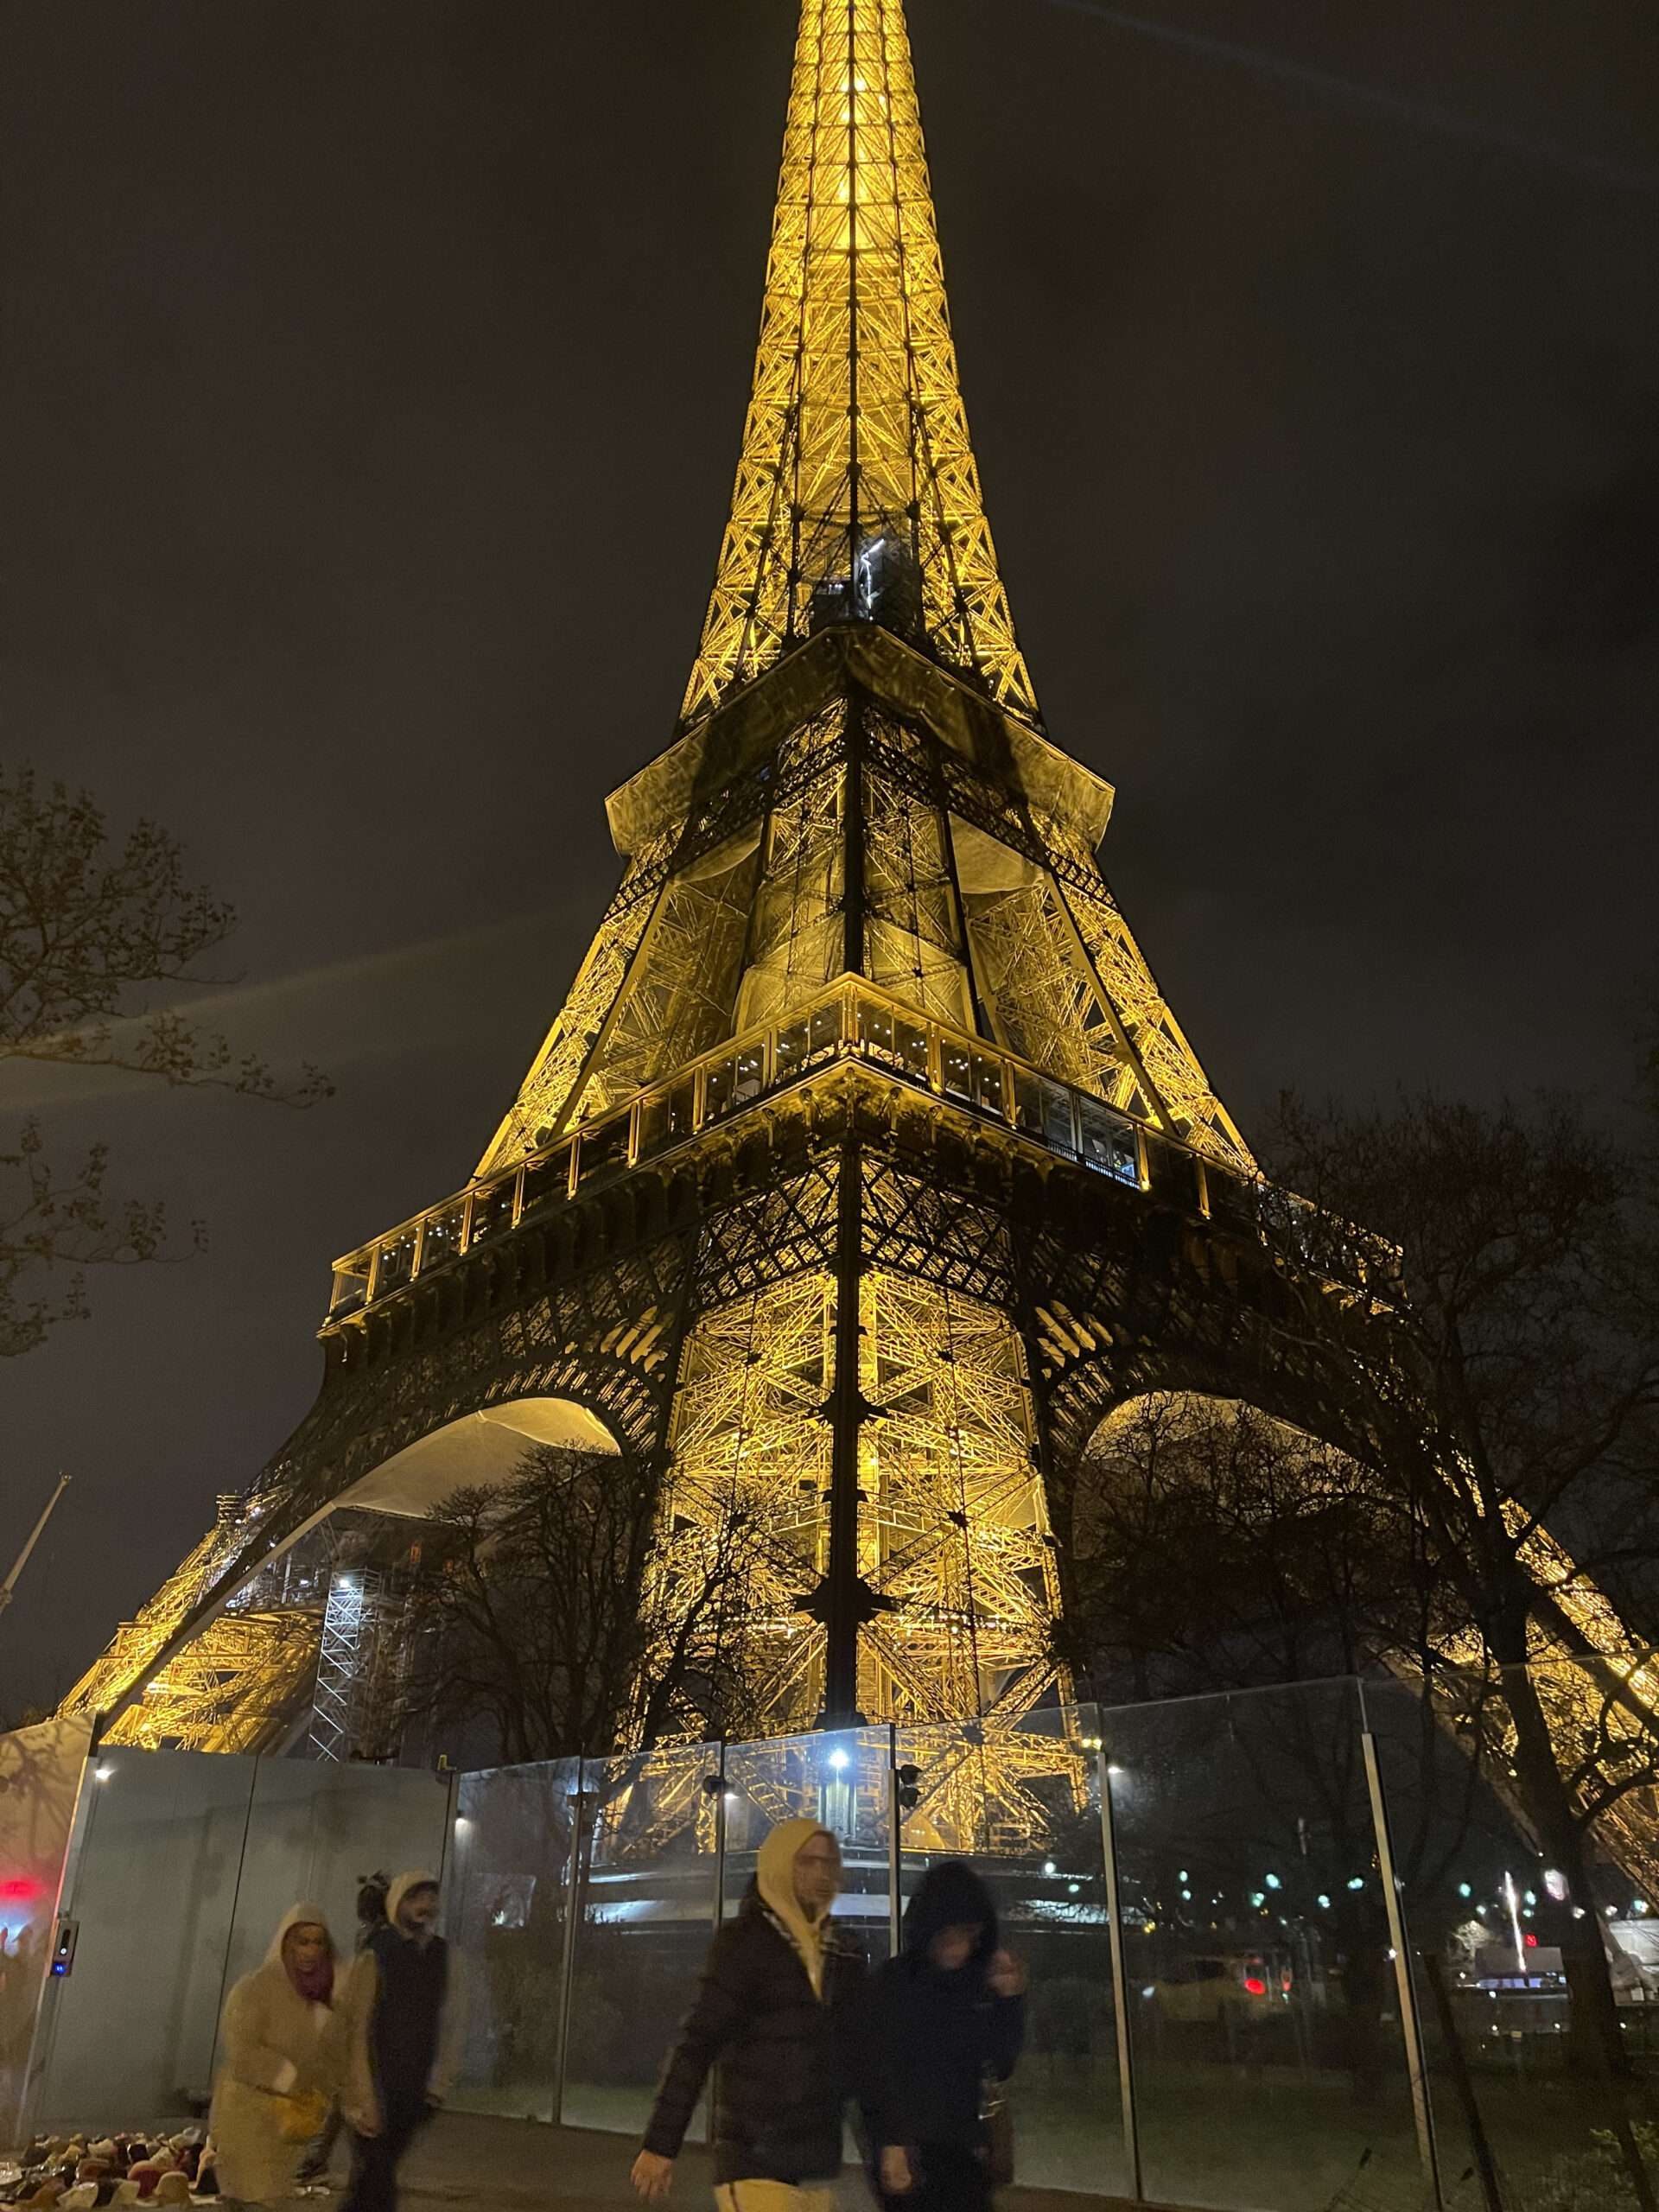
[296,1871,391,2193]
[631,1817,867,2212]
[865,1862,1027,2212]
[208,1903,347,2211]
[341,1871,465,2212]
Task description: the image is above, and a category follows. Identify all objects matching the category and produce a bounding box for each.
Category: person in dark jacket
[340,1872,466,2212]
[632,1817,867,2212]
[867,1861,1027,2212]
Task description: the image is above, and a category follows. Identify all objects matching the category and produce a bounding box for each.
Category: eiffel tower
[61,0,1649,1857]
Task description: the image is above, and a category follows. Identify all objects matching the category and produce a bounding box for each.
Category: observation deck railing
[326,978,1390,1321]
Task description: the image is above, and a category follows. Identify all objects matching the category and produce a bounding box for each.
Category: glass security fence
[0,1719,93,2148]
[1364,1662,1659,2212]
[1098,1680,1424,2212]
[16,1747,451,2139]
[446,1758,582,2121]
[559,1740,722,2137]
[19,1669,1659,2209]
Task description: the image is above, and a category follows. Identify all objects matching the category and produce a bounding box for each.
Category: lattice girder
[681,0,1039,728]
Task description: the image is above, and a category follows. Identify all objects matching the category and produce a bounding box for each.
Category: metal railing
[325,978,1379,1322]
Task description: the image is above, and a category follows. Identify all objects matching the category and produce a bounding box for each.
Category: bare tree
[0,763,328,1352]
[1259,1089,1659,2082]
[400,1444,747,1764]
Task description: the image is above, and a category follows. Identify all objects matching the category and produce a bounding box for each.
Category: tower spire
[681,0,1039,731]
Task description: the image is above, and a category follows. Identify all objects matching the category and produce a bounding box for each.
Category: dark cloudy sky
[3,0,1656,1707]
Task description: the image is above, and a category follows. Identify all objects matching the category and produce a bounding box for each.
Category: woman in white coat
[209,1903,347,2209]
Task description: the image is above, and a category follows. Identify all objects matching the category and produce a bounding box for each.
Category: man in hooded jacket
[632,1817,867,2212]
[341,1872,465,2212]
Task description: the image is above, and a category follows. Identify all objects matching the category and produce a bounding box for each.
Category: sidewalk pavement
[397,2113,1169,2212]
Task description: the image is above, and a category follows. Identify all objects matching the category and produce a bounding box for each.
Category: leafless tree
[1260,1089,1659,2084]
[400,1443,748,1764]
[0,763,328,1353]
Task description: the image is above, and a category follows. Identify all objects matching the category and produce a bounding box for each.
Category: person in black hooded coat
[864,1863,1027,2212]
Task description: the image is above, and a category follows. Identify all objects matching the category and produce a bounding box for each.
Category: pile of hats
[3,2133,217,2209]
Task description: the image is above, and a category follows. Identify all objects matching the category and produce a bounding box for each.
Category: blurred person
[631,1818,867,2211]
[341,1872,465,2212]
[296,1871,391,2194]
[866,1862,1027,2212]
[209,1903,346,2210]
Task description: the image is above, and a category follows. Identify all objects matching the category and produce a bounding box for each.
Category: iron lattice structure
[56,0,1659,1861]
[679,0,1037,732]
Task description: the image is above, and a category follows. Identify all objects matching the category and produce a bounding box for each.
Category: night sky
[3,0,1656,1707]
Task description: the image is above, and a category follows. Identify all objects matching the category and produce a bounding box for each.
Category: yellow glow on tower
[681,0,1039,729]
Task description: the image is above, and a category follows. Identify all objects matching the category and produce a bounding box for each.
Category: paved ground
[396,2114,1170,2212]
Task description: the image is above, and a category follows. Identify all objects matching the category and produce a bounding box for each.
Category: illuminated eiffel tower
[81,0,1648,1856]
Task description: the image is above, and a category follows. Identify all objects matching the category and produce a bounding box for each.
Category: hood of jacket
[385,1870,441,1934]
[755,1818,834,1997]
[899,1859,999,1980]
[264,1901,334,1967]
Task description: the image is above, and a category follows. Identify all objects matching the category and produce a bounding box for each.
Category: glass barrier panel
[1078,1100,1138,1185]
[941,1039,973,1103]
[447,1759,582,2120]
[703,1056,736,1124]
[376,1231,416,1295]
[857,1000,897,1065]
[576,1113,631,1186]
[520,1149,569,1217]
[1103,1678,1421,2210]
[31,1748,257,2132]
[1041,1080,1077,1159]
[562,1742,721,2137]
[893,1707,1128,2196]
[0,1718,92,2145]
[467,1178,517,1245]
[329,1254,372,1315]
[776,1015,813,1082]
[854,1001,931,1089]
[971,1051,1007,1120]
[892,1014,931,1085]
[1366,1662,1659,2206]
[638,1079,696,1160]
[418,1204,466,1273]
[734,1043,766,1107]
[215,1760,451,2055]
[808,1001,843,1062]
[1012,1069,1046,1141]
[1142,1135,1204,1213]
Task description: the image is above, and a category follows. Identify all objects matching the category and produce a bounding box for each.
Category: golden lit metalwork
[641,1251,1070,1848]
[681,0,1039,730]
[60,1,1272,1839]
[61,1503,319,1753]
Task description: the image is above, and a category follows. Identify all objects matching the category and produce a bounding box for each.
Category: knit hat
[152,2178,189,2207]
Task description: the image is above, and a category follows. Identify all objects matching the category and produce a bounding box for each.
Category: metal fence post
[1361,1727,1444,2209]
[887,1724,902,1959]
[1096,1750,1143,2203]
[554,1764,588,2126]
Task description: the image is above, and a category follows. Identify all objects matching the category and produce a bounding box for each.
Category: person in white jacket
[209,1903,346,2209]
